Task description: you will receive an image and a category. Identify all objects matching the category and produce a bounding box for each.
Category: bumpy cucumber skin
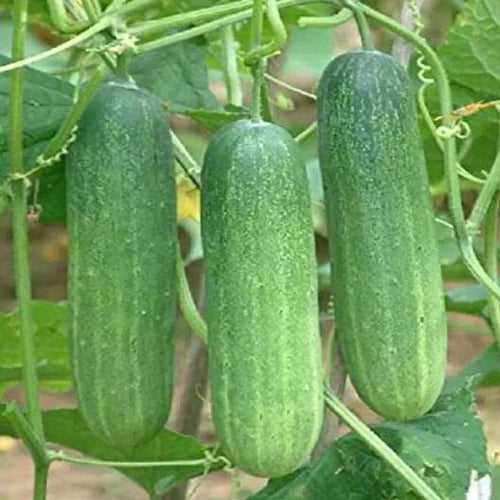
[201,119,324,477]
[317,51,447,421]
[66,80,176,450]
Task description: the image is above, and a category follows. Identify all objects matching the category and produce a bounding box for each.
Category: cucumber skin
[66,80,177,450]
[317,51,447,421]
[201,119,324,477]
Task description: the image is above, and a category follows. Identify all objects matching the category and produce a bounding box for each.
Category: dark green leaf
[37,164,67,224]
[438,0,500,98]
[0,55,73,181]
[129,37,219,112]
[0,301,71,393]
[181,105,249,131]
[249,379,488,500]
[445,283,488,314]
[447,344,500,391]
[0,406,221,495]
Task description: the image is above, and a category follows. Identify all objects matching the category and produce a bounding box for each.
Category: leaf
[445,283,488,314]
[0,406,221,496]
[129,36,219,112]
[447,344,500,392]
[182,105,249,131]
[249,378,488,500]
[282,26,335,79]
[0,301,71,394]
[438,0,500,99]
[0,55,74,182]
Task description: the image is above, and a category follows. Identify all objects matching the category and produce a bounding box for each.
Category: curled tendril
[187,448,233,500]
[436,120,471,140]
[36,126,79,169]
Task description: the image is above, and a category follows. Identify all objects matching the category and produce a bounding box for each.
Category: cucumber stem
[344,1,374,50]
[250,0,265,121]
[323,386,441,500]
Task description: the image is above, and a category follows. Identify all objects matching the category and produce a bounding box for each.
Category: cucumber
[317,50,447,420]
[201,119,324,477]
[66,79,176,449]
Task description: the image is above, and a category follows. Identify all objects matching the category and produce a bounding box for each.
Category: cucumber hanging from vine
[317,50,447,420]
[66,79,177,450]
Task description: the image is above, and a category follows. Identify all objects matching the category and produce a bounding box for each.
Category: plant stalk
[222,26,243,107]
[323,386,441,500]
[9,0,45,442]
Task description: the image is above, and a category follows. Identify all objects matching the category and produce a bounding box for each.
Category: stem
[82,0,100,22]
[298,8,353,27]
[34,465,50,500]
[484,192,500,346]
[361,3,500,300]
[251,61,265,121]
[295,121,318,143]
[135,0,325,56]
[467,153,500,236]
[48,450,211,468]
[106,0,158,16]
[177,245,208,344]
[249,0,265,121]
[0,17,112,75]
[46,0,89,33]
[345,1,374,50]
[4,403,48,465]
[9,0,45,442]
[417,86,483,185]
[323,386,441,500]
[166,279,208,500]
[312,325,346,462]
[129,0,254,38]
[468,112,500,234]
[222,26,243,107]
[245,0,288,65]
[171,132,201,188]
[264,73,317,100]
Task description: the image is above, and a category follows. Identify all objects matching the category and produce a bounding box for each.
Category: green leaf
[0,55,74,182]
[182,105,249,131]
[0,301,71,394]
[249,378,488,500]
[447,344,500,391]
[129,37,219,112]
[445,283,488,314]
[0,406,221,496]
[438,0,500,98]
[282,27,335,78]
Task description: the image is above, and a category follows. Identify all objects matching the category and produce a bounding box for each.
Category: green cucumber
[317,50,447,420]
[66,79,176,449]
[201,119,324,477]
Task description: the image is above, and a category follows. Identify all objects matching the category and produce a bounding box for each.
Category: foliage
[249,379,489,500]
[0,404,221,496]
[1,0,500,498]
